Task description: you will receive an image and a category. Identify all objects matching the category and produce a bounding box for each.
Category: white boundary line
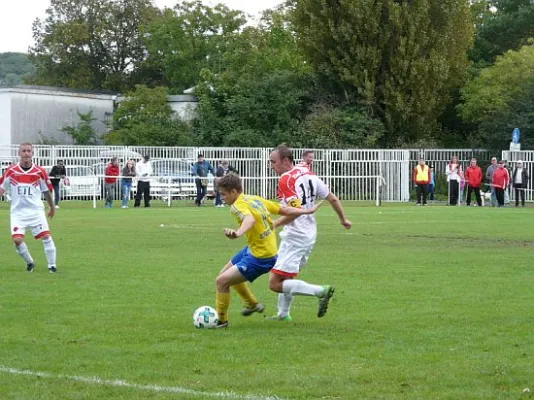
[0,366,286,400]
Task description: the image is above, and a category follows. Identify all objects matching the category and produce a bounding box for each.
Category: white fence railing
[0,145,531,205]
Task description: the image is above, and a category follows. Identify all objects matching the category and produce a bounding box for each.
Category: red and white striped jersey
[0,164,53,215]
[277,165,329,239]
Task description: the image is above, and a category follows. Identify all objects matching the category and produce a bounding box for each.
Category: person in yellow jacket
[413,158,431,206]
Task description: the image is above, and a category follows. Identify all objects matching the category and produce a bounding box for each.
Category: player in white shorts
[267,145,352,320]
[0,143,58,273]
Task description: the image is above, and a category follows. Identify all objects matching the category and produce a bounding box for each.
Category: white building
[0,86,199,147]
[0,86,116,146]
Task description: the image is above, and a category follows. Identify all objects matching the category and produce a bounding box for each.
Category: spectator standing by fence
[121,160,136,209]
[135,155,152,208]
[428,165,435,201]
[485,157,498,206]
[214,160,237,207]
[464,158,483,207]
[49,159,66,209]
[104,157,120,208]
[446,156,461,206]
[512,160,529,207]
[503,159,512,205]
[192,154,215,207]
[492,160,509,207]
[413,158,430,206]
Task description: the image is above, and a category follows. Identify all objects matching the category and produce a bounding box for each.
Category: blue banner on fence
[512,128,520,144]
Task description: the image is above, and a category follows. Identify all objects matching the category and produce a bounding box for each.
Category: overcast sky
[0,0,283,53]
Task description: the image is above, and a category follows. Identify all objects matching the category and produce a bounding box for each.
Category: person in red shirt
[492,160,510,207]
[104,157,120,208]
[464,158,483,206]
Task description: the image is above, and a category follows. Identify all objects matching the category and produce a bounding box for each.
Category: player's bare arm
[272,199,302,229]
[279,202,322,217]
[224,214,255,239]
[326,192,351,229]
[44,191,55,219]
[273,215,296,229]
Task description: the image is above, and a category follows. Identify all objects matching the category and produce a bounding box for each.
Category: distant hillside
[0,52,35,85]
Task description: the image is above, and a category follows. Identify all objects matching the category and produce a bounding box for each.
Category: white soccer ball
[193,306,219,329]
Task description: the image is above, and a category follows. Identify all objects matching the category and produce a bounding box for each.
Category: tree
[0,53,35,85]
[292,0,474,146]
[107,85,193,146]
[60,110,100,144]
[296,103,385,148]
[28,0,158,91]
[458,42,534,150]
[192,7,315,147]
[470,0,534,67]
[142,1,247,93]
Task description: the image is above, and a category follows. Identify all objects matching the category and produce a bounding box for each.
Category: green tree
[142,1,246,93]
[458,42,534,150]
[296,103,385,149]
[470,0,534,67]
[107,85,193,146]
[28,0,158,91]
[192,7,315,147]
[60,110,100,144]
[292,0,474,146]
[0,53,35,85]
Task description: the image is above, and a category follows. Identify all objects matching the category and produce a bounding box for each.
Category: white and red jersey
[0,164,53,215]
[277,165,329,240]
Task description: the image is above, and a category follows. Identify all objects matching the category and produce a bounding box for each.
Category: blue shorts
[231,246,277,282]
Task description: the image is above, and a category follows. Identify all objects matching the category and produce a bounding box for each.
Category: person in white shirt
[0,143,58,273]
[265,145,352,322]
[445,155,462,206]
[512,160,529,207]
[134,155,153,208]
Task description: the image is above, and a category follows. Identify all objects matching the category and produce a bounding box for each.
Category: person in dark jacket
[214,160,238,207]
[192,154,215,206]
[49,160,66,209]
[512,160,530,207]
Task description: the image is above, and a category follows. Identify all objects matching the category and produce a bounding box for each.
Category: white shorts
[10,212,50,240]
[272,235,316,277]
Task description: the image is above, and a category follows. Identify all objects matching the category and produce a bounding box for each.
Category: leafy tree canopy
[459,42,534,150]
[0,53,35,85]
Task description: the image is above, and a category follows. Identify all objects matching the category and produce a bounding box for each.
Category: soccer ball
[193,306,219,329]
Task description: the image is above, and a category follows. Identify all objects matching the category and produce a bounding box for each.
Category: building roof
[0,85,118,100]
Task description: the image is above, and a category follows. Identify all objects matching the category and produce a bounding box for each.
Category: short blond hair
[218,172,242,192]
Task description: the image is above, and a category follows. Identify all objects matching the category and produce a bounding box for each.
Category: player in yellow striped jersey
[214,173,321,328]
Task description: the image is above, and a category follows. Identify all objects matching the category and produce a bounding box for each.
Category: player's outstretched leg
[14,238,35,272]
[233,282,264,316]
[273,278,335,318]
[41,235,57,273]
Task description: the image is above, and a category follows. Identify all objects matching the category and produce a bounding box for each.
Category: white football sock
[16,242,34,264]
[42,237,56,267]
[282,280,324,297]
[277,293,294,318]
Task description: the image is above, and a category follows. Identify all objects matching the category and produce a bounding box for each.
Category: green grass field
[1,201,533,399]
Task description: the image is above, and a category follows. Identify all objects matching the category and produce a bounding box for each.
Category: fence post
[167,176,172,207]
[92,175,97,209]
[375,177,380,207]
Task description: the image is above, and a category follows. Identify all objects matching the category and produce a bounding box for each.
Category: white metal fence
[0,145,531,206]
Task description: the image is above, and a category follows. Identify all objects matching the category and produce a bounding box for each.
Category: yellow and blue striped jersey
[230,194,281,258]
